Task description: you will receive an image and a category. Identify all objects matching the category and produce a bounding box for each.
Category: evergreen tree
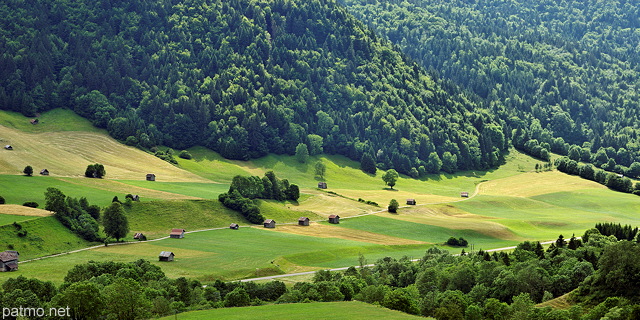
[360,153,377,175]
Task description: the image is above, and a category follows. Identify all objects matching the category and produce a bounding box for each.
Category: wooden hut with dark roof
[263,219,276,228]
[298,217,310,226]
[318,182,327,189]
[40,169,49,175]
[0,251,19,272]
[158,251,174,262]
[460,192,469,198]
[146,173,156,181]
[229,223,239,230]
[4,145,12,150]
[170,229,185,239]
[406,199,416,205]
[328,215,340,224]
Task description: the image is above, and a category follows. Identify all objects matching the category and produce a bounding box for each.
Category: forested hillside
[341,0,640,171]
[0,0,507,175]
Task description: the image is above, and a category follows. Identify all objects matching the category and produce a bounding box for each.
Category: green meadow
[332,215,516,251]
[1,227,433,284]
[1,109,640,287]
[0,175,142,207]
[0,213,37,226]
[0,216,94,260]
[158,301,425,320]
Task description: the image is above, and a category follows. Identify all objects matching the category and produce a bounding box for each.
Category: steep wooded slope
[0,0,506,175]
[341,0,640,168]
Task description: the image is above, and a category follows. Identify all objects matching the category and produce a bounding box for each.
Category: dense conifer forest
[341,0,640,174]
[0,0,508,175]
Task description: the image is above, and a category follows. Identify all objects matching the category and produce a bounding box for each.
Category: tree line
[0,0,507,176]
[44,187,130,242]
[554,157,640,195]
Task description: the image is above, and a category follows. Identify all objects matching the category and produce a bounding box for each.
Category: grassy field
[2,225,436,284]
[333,215,516,252]
[125,200,248,239]
[0,204,52,217]
[3,108,640,288]
[0,216,93,260]
[0,110,207,182]
[158,301,425,320]
[0,212,39,225]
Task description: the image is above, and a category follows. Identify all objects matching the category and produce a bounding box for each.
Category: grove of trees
[44,187,101,242]
[218,171,300,224]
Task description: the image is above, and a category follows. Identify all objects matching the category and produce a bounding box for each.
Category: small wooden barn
[159,251,174,262]
[40,169,49,175]
[146,173,156,181]
[328,214,340,224]
[318,182,327,189]
[229,223,239,230]
[263,219,276,228]
[170,228,185,239]
[0,251,19,272]
[132,195,140,201]
[460,192,469,198]
[4,145,12,150]
[407,199,416,205]
[133,233,145,240]
[298,217,310,226]
[30,119,39,125]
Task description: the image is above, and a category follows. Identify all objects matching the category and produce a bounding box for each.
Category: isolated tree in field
[0,196,5,204]
[388,199,399,213]
[382,169,399,189]
[360,153,377,175]
[295,143,309,163]
[103,202,129,242]
[315,161,326,179]
[85,163,106,178]
[23,165,33,176]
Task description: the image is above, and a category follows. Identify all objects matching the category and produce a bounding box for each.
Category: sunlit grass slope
[158,301,424,320]
[0,216,92,260]
[0,109,207,181]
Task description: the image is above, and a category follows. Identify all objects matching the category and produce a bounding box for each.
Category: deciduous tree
[382,169,399,189]
[103,202,129,242]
